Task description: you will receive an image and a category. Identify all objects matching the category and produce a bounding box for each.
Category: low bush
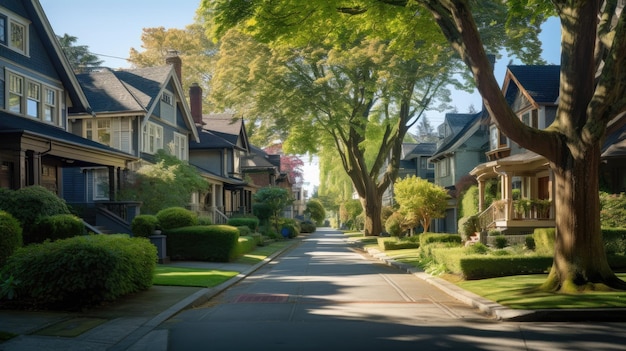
[2,234,156,309]
[299,220,316,233]
[494,235,508,249]
[458,215,479,241]
[0,211,22,266]
[131,215,160,238]
[236,226,252,236]
[459,256,553,280]
[525,235,536,250]
[29,214,84,243]
[377,236,420,251]
[232,236,258,258]
[197,216,213,226]
[156,207,198,230]
[465,242,488,255]
[603,228,626,255]
[228,217,259,231]
[385,212,404,237]
[166,225,239,262]
[533,228,555,255]
[280,218,300,238]
[419,233,462,247]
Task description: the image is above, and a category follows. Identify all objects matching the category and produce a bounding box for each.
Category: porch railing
[477,199,553,231]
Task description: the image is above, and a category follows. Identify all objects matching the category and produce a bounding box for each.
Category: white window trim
[142,122,164,154]
[93,168,109,201]
[0,9,30,56]
[172,132,188,160]
[5,70,61,124]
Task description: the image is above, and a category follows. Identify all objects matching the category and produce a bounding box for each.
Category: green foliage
[459,185,479,218]
[465,242,488,255]
[305,198,326,225]
[299,220,316,233]
[166,225,240,261]
[252,203,273,224]
[341,199,363,229]
[385,212,404,237]
[494,235,508,249]
[457,215,479,240]
[156,207,198,230]
[253,187,293,230]
[0,211,22,266]
[57,34,103,73]
[30,214,84,243]
[603,228,626,255]
[381,206,395,224]
[197,216,213,226]
[227,217,259,231]
[525,235,536,251]
[0,186,71,244]
[279,218,300,238]
[600,192,626,228]
[0,273,21,300]
[459,256,553,280]
[118,151,208,214]
[131,215,160,238]
[232,236,258,258]
[394,176,449,233]
[419,233,462,247]
[236,226,252,236]
[2,235,156,308]
[377,236,420,251]
[533,228,556,255]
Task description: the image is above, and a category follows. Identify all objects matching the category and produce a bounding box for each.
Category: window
[438,158,450,177]
[27,82,40,118]
[0,14,6,45]
[420,156,434,170]
[86,119,111,144]
[142,122,163,154]
[521,110,538,128]
[490,126,508,150]
[93,169,109,200]
[5,71,61,123]
[0,11,29,55]
[8,74,23,113]
[171,132,188,160]
[86,118,133,153]
[161,92,173,105]
[44,88,56,123]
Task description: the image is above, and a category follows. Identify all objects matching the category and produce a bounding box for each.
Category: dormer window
[0,10,29,55]
[490,126,508,150]
[161,92,173,105]
[521,110,538,128]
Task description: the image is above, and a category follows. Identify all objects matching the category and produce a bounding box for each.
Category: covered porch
[470,150,555,234]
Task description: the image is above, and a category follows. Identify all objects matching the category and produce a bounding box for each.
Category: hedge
[232,236,258,258]
[2,234,156,308]
[0,210,22,266]
[377,237,420,251]
[166,225,240,262]
[227,217,259,231]
[419,233,462,247]
[30,214,84,243]
[459,256,553,280]
[131,214,160,238]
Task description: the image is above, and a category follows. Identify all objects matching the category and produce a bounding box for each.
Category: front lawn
[153,266,239,287]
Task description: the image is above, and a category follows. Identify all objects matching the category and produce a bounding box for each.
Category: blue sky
[38,1,561,192]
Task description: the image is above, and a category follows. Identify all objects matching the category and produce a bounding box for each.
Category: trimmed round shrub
[3,234,156,309]
[0,210,22,266]
[30,214,84,243]
[156,207,198,230]
[525,235,536,251]
[197,216,213,226]
[236,225,252,236]
[131,215,160,238]
[228,217,259,231]
[167,225,240,261]
[299,220,316,233]
[465,242,489,255]
[494,235,508,249]
[280,218,300,239]
[385,212,404,237]
[0,186,71,244]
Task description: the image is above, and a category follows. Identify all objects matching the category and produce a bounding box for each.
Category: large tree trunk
[541,143,626,291]
[360,191,384,236]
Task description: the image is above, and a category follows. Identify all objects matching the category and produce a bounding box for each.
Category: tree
[393,176,448,233]
[118,151,208,214]
[202,4,464,236]
[57,34,103,73]
[263,143,304,186]
[340,199,364,230]
[394,0,626,291]
[305,199,326,225]
[411,116,439,143]
[253,186,294,232]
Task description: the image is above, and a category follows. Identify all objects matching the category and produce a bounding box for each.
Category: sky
[38,1,561,195]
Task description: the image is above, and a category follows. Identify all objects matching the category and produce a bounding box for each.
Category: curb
[111,236,305,351]
[361,245,626,322]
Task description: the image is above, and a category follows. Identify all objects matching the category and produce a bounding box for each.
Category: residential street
[160,228,626,351]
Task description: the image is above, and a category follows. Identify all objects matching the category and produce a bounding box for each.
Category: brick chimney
[165,50,182,82]
[189,83,203,126]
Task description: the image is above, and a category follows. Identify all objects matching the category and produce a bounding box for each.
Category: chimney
[189,83,203,126]
[165,50,182,82]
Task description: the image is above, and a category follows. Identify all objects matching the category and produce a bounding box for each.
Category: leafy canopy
[393,176,449,233]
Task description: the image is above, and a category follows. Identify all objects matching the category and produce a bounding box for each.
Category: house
[429,111,490,233]
[382,142,436,207]
[62,52,199,229]
[469,65,560,234]
[0,0,135,217]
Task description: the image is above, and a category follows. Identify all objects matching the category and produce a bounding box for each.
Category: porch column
[477,179,485,212]
[26,150,41,186]
[108,166,115,200]
[501,172,513,220]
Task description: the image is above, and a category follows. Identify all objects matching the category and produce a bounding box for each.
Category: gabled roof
[242,145,280,170]
[200,114,250,151]
[21,0,91,114]
[504,65,560,106]
[602,119,626,159]
[191,128,244,150]
[402,143,437,160]
[431,111,486,160]
[75,66,199,141]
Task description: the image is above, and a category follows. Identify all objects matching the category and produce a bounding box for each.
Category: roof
[470,150,548,179]
[402,143,437,160]
[242,145,279,170]
[431,111,486,160]
[190,128,243,150]
[505,65,560,105]
[602,121,626,159]
[76,69,145,113]
[200,114,249,150]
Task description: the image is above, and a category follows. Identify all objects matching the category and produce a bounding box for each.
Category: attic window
[0,10,29,55]
[161,92,173,105]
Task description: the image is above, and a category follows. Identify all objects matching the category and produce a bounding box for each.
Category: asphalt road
[160,228,626,351]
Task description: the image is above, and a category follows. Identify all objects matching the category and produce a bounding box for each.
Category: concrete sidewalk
[1,231,625,351]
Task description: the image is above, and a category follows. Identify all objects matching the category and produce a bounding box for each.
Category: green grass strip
[153,266,238,288]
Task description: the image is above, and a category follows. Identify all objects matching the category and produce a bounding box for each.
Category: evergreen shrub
[299,220,316,233]
[29,214,84,243]
[131,215,160,238]
[228,217,259,231]
[0,211,22,266]
[166,225,239,262]
[2,234,156,308]
[494,235,508,249]
[533,228,555,255]
[156,207,198,230]
[419,233,462,247]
